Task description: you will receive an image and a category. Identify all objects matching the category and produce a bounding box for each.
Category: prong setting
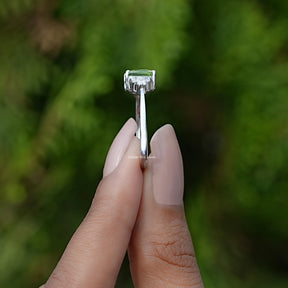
[124,69,156,95]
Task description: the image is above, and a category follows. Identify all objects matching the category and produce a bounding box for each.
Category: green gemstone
[128,69,153,77]
[124,69,156,94]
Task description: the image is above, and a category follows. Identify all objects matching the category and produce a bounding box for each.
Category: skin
[40,120,204,288]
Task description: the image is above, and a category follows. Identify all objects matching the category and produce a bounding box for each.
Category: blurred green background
[0,0,288,287]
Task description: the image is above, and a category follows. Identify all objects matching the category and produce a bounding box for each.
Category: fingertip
[150,124,175,146]
[116,136,143,186]
[149,124,184,206]
[103,118,137,177]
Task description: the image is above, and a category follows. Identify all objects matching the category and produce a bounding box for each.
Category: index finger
[44,119,143,288]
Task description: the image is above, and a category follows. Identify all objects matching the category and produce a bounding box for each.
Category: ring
[124,69,156,168]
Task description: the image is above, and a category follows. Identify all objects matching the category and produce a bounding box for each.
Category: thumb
[129,125,204,287]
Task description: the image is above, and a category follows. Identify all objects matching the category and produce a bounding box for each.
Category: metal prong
[124,69,156,168]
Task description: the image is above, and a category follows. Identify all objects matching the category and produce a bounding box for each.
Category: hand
[41,119,204,288]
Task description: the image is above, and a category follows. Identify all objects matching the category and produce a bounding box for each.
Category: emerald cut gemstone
[129,69,154,77]
[124,69,156,95]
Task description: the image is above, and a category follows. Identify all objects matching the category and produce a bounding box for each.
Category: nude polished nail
[103,118,137,177]
[150,124,184,205]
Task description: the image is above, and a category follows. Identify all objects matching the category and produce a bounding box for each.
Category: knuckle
[153,235,195,270]
[147,221,199,274]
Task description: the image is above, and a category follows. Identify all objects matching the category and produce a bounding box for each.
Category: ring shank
[135,88,148,169]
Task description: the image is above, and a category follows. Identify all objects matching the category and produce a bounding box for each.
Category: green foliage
[0,0,287,287]
[0,0,36,18]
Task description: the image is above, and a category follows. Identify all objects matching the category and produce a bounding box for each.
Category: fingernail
[103,118,137,177]
[150,124,184,205]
